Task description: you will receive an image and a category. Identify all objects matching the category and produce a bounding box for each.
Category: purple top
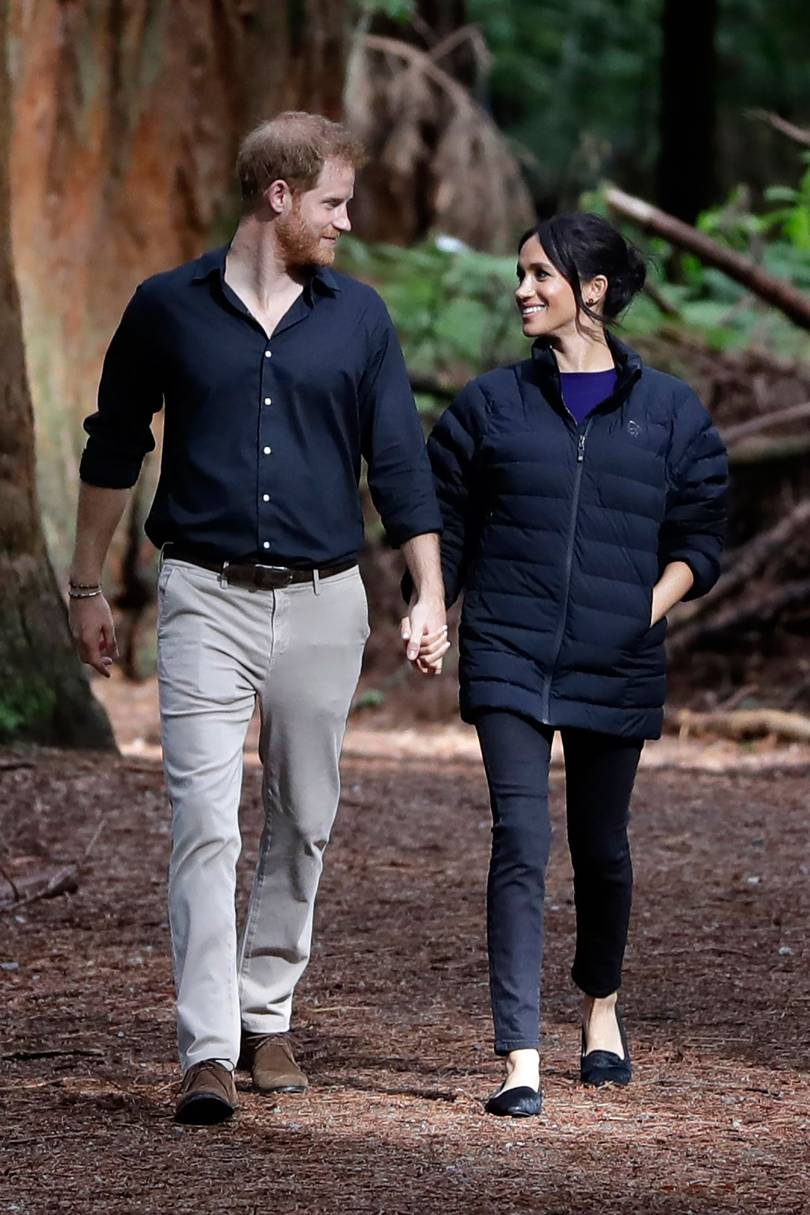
[560,369,618,425]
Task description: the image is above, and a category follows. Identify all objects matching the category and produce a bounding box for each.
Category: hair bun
[624,243,647,293]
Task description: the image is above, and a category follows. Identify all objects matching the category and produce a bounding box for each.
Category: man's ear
[263,179,292,216]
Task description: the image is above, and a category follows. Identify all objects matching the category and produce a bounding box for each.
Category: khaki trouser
[156,558,369,1072]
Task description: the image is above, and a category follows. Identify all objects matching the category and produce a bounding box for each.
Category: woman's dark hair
[518,212,647,325]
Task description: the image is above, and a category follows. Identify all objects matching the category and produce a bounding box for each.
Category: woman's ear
[583,274,608,308]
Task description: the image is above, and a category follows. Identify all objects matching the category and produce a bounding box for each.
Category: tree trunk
[657,0,717,223]
[8,0,352,577]
[0,4,114,748]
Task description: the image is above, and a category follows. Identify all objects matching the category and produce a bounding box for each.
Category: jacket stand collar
[530,330,643,416]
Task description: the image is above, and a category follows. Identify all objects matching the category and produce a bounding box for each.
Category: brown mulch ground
[1,716,809,1213]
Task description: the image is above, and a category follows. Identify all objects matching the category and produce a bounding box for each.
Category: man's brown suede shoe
[175,1060,237,1124]
[241,1032,309,1094]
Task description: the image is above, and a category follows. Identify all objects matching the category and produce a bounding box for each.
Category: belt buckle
[253,563,295,590]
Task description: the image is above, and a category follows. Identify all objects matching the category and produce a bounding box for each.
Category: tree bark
[657,0,717,223]
[0,5,114,748]
[8,0,352,576]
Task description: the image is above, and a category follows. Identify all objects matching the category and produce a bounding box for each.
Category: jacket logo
[627,420,641,438]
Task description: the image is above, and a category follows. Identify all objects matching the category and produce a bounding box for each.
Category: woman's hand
[400,594,451,676]
[651,561,696,626]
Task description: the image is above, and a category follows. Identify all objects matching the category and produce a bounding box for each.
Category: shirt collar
[191,245,341,295]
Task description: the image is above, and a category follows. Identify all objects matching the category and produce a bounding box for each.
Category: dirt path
[1,729,808,1213]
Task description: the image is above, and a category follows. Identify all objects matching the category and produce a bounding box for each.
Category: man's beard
[275,201,337,270]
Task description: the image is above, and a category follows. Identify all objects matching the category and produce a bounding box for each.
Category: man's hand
[69,594,119,678]
[400,594,450,676]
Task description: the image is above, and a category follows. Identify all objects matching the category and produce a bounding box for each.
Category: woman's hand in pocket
[651,561,697,626]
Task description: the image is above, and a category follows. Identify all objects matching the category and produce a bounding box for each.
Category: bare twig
[1,1048,104,1061]
[748,108,810,148]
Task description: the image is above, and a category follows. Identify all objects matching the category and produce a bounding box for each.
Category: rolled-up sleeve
[358,303,442,547]
[659,392,728,600]
[79,285,163,488]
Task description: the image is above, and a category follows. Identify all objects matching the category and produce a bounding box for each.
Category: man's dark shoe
[241,1031,309,1094]
[175,1060,237,1124]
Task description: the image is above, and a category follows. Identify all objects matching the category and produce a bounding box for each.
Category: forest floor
[1,677,809,1214]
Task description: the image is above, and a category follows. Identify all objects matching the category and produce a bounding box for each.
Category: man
[69,111,449,1125]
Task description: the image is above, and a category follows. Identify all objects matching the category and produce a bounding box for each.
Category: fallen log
[605,186,810,331]
[672,708,810,743]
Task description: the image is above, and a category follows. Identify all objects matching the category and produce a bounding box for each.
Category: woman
[408,213,727,1117]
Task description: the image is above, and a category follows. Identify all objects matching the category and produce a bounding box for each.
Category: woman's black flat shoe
[484,1085,542,1117]
[580,1012,632,1087]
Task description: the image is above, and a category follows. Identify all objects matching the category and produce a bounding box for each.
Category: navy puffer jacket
[427,334,728,739]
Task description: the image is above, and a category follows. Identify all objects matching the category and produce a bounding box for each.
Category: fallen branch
[729,435,810,465]
[670,577,810,656]
[0,864,78,911]
[748,108,810,149]
[724,400,810,444]
[668,499,810,639]
[0,808,105,914]
[673,708,810,743]
[605,186,810,331]
[1,1047,104,1061]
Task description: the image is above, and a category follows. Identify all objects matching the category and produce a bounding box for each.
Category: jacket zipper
[541,417,593,723]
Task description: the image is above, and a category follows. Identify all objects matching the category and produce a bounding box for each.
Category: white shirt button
[262,493,270,502]
[263,541,270,549]
[264,397,271,405]
[263,446,271,455]
[264,351,272,358]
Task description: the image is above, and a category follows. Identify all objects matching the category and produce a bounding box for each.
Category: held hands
[69,593,119,678]
[400,594,451,676]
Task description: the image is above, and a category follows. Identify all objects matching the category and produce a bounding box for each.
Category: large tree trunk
[0,4,114,748]
[657,0,717,223]
[8,0,351,578]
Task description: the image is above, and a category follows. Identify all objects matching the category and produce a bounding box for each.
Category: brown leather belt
[163,544,356,590]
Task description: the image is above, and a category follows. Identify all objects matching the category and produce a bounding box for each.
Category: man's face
[275,158,355,268]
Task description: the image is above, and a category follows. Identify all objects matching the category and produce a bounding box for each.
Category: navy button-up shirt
[79,246,442,565]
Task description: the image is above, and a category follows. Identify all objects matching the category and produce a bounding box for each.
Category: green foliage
[468,0,661,204]
[468,0,810,207]
[0,676,58,742]
[762,154,810,250]
[338,236,527,386]
[338,150,810,399]
[353,0,415,20]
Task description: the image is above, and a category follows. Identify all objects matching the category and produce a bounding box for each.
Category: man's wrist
[411,585,445,606]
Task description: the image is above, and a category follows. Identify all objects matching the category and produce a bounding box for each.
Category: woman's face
[515,234,602,338]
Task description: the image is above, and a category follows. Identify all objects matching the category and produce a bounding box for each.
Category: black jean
[475,710,643,1056]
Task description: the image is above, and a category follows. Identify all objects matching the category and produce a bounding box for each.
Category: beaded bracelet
[69,580,101,589]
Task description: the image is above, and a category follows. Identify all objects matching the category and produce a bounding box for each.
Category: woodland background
[2,0,810,747]
[1,6,809,1212]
